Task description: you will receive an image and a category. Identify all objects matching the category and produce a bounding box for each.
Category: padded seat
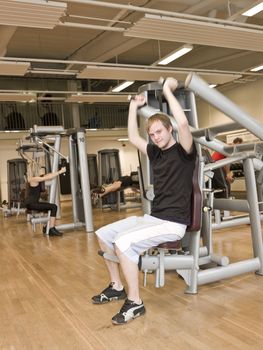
[157,240,181,250]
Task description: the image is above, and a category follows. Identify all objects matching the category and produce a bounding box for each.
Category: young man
[92,77,197,325]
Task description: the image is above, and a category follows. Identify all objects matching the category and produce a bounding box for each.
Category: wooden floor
[1,202,263,350]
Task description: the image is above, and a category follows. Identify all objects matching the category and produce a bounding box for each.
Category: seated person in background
[211,137,243,184]
[91,173,139,202]
[25,164,66,236]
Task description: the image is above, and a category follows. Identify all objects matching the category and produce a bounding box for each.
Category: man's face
[148,120,173,150]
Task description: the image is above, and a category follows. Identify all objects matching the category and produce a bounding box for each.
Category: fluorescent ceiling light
[242,2,263,16]
[0,0,67,29]
[157,44,193,65]
[117,138,129,141]
[112,81,135,92]
[250,64,263,72]
[209,84,217,88]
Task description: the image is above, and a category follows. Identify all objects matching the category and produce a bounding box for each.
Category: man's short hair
[146,113,173,133]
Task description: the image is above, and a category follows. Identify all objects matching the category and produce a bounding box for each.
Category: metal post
[77,129,93,232]
[49,135,61,204]
[68,135,79,222]
[243,158,263,275]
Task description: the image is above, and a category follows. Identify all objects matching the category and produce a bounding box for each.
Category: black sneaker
[53,227,63,235]
[112,299,146,325]
[92,283,127,304]
[49,227,63,236]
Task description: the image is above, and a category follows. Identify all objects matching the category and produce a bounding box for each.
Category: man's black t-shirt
[147,142,196,225]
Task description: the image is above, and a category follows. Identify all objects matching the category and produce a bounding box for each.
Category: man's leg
[97,238,123,290]
[111,246,145,325]
[91,217,141,304]
[115,246,140,304]
[91,236,127,304]
[109,216,186,324]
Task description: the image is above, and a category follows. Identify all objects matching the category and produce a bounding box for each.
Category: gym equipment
[87,154,99,189]
[136,74,263,292]
[7,158,27,213]
[97,149,124,208]
[18,125,94,233]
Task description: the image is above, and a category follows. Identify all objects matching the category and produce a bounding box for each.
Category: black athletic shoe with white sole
[92,283,127,304]
[112,298,146,325]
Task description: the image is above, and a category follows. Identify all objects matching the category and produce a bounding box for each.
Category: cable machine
[18,125,93,233]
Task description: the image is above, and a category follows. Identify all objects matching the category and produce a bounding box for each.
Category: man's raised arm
[128,94,148,155]
[163,78,193,153]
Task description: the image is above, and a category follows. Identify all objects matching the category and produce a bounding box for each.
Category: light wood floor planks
[1,202,263,350]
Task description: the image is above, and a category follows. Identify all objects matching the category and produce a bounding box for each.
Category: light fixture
[0,0,67,29]
[242,2,263,16]
[157,44,193,65]
[117,138,129,142]
[250,64,263,72]
[112,81,135,92]
[209,84,217,88]
[76,65,241,85]
[124,14,263,52]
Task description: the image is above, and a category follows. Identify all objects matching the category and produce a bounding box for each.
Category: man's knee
[115,244,121,256]
[97,236,112,252]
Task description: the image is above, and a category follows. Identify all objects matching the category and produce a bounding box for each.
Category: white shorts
[95,214,186,263]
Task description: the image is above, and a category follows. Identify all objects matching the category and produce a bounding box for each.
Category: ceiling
[0,0,263,102]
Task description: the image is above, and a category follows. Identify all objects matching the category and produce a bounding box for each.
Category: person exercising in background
[91,77,197,325]
[25,164,66,236]
[211,137,243,184]
[91,173,139,203]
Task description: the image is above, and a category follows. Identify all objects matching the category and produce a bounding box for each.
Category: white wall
[197,77,263,128]
[0,138,23,202]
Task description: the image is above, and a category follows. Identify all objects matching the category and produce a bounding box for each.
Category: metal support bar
[185,73,263,141]
[77,129,94,233]
[243,158,263,275]
[198,258,261,285]
[213,198,249,212]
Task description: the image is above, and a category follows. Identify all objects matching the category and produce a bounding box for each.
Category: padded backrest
[187,156,202,232]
